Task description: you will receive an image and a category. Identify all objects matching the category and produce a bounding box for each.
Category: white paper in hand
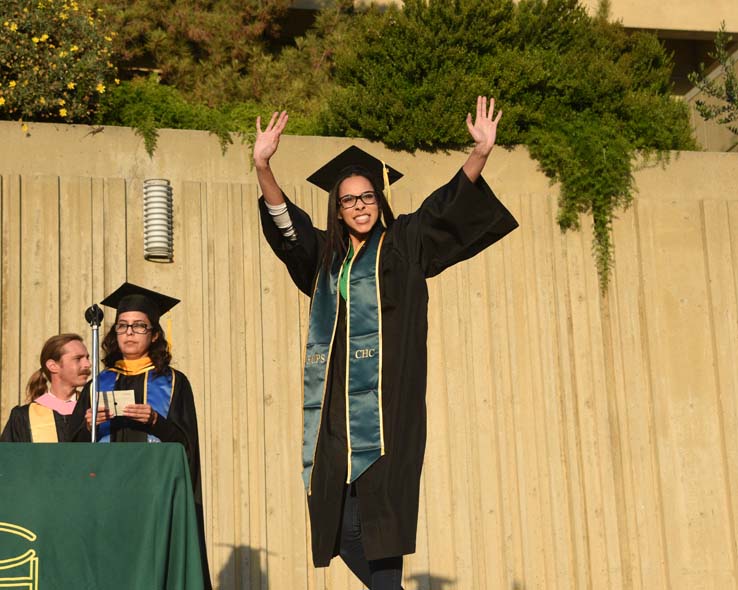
[97,389,136,417]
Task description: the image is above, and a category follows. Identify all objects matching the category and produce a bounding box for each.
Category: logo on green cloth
[0,522,39,589]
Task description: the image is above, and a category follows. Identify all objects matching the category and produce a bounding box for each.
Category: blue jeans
[339,486,404,590]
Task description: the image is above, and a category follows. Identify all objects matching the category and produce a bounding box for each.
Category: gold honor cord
[143,368,149,405]
[166,315,172,353]
[376,232,387,456]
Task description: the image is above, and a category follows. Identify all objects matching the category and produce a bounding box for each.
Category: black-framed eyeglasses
[338,191,377,209]
[114,321,152,334]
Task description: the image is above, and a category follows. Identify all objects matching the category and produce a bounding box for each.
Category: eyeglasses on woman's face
[114,321,152,334]
[337,191,377,209]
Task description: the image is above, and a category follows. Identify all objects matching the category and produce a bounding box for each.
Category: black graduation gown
[68,368,212,589]
[260,168,519,566]
[1,403,72,442]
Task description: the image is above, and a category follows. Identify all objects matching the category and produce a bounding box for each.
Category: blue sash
[96,367,174,442]
[302,226,385,492]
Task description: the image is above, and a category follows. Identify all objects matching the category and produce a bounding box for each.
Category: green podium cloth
[0,443,204,590]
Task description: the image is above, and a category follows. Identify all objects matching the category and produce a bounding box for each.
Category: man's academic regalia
[260,148,518,567]
[1,396,75,442]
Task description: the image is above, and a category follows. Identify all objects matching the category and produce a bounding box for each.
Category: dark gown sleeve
[259,194,326,295]
[166,370,211,589]
[1,406,31,442]
[68,383,90,442]
[391,168,518,278]
[149,404,188,446]
[160,371,201,487]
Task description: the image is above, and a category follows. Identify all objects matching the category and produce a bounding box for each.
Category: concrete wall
[2,121,738,589]
[297,0,738,34]
[580,0,738,33]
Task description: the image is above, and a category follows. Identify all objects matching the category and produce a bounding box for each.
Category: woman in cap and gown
[69,282,211,589]
[253,97,518,589]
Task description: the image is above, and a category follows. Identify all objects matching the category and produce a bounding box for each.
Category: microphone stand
[85,304,104,442]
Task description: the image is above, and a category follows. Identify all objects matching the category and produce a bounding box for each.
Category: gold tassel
[166,314,172,353]
[381,159,391,208]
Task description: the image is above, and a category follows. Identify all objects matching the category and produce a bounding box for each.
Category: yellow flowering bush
[0,0,118,123]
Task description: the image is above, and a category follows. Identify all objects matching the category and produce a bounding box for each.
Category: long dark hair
[102,320,171,374]
[321,166,396,272]
[25,333,84,402]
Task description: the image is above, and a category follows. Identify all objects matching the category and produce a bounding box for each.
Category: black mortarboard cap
[101,282,180,325]
[306,145,403,193]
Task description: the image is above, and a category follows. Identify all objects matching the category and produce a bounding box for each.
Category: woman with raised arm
[255,97,518,590]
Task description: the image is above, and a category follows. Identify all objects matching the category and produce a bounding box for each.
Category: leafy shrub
[97,75,233,154]
[0,0,118,123]
[96,75,318,156]
[90,0,291,106]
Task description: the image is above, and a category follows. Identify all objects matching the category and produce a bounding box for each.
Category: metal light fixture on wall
[143,178,174,262]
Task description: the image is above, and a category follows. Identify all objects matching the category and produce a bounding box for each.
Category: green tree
[688,23,737,136]
[0,0,118,123]
[319,0,696,289]
[238,6,358,135]
[92,0,291,106]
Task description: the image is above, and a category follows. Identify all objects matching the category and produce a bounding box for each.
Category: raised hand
[254,111,289,167]
[466,96,502,157]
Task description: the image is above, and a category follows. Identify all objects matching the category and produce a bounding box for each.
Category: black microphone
[85,304,104,326]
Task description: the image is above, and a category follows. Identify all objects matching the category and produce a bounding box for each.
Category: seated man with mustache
[1,333,91,442]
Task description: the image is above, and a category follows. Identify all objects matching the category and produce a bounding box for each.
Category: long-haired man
[1,333,91,442]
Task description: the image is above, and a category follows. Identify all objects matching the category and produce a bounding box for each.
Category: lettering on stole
[353,348,376,359]
[306,348,376,363]
[306,352,326,365]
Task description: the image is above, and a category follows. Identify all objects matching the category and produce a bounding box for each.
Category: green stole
[302,225,386,493]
